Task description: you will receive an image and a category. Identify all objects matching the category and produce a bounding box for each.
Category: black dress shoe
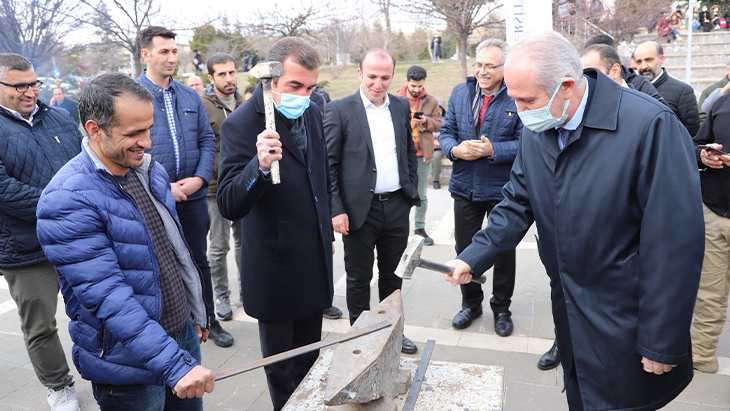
[323,306,343,319]
[538,340,561,370]
[433,181,441,189]
[401,336,418,354]
[452,306,483,330]
[494,313,513,337]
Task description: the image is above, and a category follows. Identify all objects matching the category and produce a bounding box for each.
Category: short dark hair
[138,26,177,51]
[359,49,396,71]
[584,34,615,50]
[79,73,153,134]
[581,44,622,72]
[244,86,256,95]
[207,53,236,75]
[406,65,427,81]
[0,53,32,80]
[266,37,321,82]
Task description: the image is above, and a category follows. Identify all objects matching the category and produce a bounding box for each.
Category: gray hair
[475,39,509,64]
[0,53,33,81]
[79,73,153,134]
[506,31,584,95]
[266,37,321,83]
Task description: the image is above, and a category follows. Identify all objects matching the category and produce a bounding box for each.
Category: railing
[554,17,613,39]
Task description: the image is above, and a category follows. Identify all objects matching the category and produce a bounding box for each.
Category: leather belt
[374,190,400,201]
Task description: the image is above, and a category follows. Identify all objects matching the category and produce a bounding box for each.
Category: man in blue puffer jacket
[37,73,214,410]
[0,52,82,411]
[136,26,233,347]
[439,39,523,336]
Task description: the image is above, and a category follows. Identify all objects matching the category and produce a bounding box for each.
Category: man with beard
[438,39,522,336]
[395,65,443,245]
[633,41,700,135]
[201,53,244,323]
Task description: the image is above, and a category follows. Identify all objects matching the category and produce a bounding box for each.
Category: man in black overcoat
[216,37,334,411]
[447,31,704,411]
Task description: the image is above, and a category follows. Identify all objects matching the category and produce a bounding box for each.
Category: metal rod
[403,339,436,411]
[213,319,392,381]
[418,259,486,284]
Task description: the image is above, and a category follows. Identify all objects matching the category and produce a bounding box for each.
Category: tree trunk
[133,52,143,78]
[459,36,468,82]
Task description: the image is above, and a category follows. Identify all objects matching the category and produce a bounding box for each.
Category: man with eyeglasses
[438,39,523,336]
[0,53,82,411]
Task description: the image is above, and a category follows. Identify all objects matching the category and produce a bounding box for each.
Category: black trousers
[452,194,516,315]
[258,312,323,411]
[176,198,219,327]
[343,192,410,325]
[565,359,584,410]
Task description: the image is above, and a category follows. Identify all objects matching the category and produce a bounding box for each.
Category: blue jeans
[92,318,203,411]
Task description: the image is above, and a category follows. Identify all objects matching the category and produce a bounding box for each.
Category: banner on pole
[504,0,554,45]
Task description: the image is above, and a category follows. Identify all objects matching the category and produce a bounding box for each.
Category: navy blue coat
[0,102,82,268]
[37,145,207,388]
[460,70,704,410]
[217,85,334,322]
[439,78,523,202]
[137,72,216,201]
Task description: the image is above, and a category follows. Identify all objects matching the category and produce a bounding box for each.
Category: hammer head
[394,235,425,280]
[248,61,283,80]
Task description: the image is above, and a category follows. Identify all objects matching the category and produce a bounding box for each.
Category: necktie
[478,95,494,130]
[558,128,573,150]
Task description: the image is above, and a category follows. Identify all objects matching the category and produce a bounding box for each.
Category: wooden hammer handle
[418,259,487,284]
[262,86,281,185]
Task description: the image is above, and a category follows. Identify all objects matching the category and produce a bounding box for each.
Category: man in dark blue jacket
[38,73,214,410]
[447,31,703,411]
[438,39,523,336]
[136,26,233,347]
[0,53,82,411]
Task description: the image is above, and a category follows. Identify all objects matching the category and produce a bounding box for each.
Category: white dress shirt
[359,87,401,193]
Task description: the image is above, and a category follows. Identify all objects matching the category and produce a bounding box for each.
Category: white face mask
[517,80,570,133]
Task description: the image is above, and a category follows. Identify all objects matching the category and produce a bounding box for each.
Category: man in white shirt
[324,49,421,354]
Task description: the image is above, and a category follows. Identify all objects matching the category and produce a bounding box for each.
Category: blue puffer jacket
[439,78,523,202]
[137,71,216,201]
[36,140,207,388]
[0,101,82,268]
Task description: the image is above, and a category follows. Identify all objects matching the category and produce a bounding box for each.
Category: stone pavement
[1,186,729,410]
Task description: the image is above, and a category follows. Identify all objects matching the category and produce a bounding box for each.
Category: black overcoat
[460,70,704,410]
[217,85,334,322]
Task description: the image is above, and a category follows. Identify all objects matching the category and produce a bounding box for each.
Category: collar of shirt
[0,102,39,126]
[359,86,390,110]
[141,71,174,92]
[621,79,630,88]
[650,69,665,84]
[559,75,590,132]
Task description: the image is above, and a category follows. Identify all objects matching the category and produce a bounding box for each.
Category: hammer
[395,236,486,284]
[249,61,283,185]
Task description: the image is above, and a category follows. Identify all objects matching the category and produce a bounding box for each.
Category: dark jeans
[176,198,217,327]
[453,194,516,315]
[258,312,323,411]
[92,317,202,411]
[343,192,410,324]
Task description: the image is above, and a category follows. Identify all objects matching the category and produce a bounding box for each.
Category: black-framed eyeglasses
[0,80,43,93]
[472,63,504,71]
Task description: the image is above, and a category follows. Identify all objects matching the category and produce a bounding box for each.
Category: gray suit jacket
[324,90,420,231]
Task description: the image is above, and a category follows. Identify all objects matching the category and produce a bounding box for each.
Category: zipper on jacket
[54,136,61,144]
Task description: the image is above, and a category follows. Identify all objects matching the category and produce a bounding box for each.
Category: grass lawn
[237,58,469,108]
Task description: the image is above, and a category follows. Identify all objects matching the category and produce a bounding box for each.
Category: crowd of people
[0,23,729,411]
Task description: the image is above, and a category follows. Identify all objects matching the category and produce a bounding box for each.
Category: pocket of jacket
[6,218,42,254]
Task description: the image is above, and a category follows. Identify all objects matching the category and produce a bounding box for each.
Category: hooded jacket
[36,139,207,389]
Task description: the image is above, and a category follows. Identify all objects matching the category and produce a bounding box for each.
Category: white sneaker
[47,382,81,411]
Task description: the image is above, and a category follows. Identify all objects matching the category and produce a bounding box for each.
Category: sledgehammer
[395,235,486,284]
[249,61,283,185]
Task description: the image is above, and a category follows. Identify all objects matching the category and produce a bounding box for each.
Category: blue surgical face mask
[273,91,310,119]
[517,79,570,133]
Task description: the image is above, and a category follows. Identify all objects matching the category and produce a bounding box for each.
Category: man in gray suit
[324,49,420,354]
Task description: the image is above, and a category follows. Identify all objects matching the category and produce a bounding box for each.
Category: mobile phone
[413,111,424,119]
[698,145,730,156]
